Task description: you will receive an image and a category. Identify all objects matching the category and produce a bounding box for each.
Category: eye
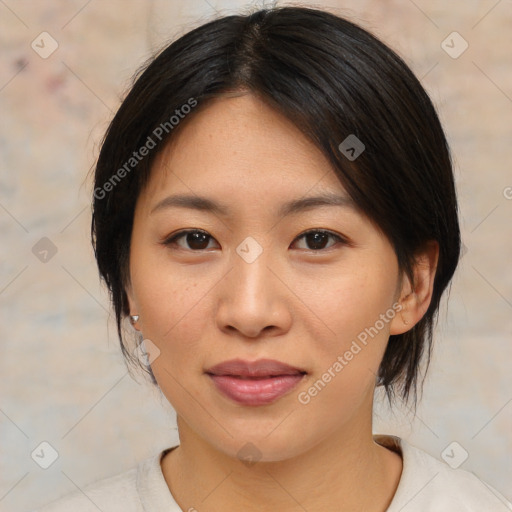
[292,229,346,251]
[162,229,218,251]
[162,228,348,252]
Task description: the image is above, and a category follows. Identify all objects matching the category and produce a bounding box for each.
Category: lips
[206,358,306,378]
[206,358,307,406]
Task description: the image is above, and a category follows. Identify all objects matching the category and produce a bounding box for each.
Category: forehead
[141,93,347,208]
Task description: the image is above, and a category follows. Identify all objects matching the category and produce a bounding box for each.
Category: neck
[161,410,402,511]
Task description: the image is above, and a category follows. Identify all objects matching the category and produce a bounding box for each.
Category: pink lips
[206,358,307,406]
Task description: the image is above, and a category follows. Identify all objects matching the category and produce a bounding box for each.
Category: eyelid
[161,228,351,251]
[161,228,217,249]
[294,228,350,246]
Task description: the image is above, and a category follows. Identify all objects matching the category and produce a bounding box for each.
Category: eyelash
[161,228,348,252]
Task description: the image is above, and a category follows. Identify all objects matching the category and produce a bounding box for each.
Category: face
[127,93,408,462]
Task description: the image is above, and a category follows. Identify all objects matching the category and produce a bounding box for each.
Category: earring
[130,315,139,325]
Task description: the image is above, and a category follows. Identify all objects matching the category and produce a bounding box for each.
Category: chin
[199,426,318,465]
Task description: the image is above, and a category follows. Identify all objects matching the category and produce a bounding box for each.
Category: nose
[215,243,292,340]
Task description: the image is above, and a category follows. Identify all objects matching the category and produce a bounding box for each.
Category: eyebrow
[150,192,356,217]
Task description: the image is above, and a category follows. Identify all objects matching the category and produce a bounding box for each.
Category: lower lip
[208,374,305,406]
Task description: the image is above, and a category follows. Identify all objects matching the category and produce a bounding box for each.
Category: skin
[126,92,439,511]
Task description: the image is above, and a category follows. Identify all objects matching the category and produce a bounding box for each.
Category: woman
[35,6,511,511]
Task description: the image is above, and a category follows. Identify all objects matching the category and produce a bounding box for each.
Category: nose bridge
[215,234,290,337]
[231,234,275,302]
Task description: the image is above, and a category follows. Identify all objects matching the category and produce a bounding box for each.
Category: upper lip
[206,358,307,377]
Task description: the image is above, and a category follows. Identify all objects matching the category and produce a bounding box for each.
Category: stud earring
[130,315,139,325]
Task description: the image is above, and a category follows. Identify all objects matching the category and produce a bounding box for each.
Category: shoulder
[32,447,182,512]
[378,435,512,512]
[32,463,141,512]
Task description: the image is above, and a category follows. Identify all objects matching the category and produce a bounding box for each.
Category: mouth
[205,358,307,406]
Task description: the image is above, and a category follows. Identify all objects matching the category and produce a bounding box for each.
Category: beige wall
[1,1,511,510]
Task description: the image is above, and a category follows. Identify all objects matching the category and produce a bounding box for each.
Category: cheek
[297,258,398,404]
[309,261,397,351]
[130,240,217,357]
[134,268,216,408]
[136,273,212,348]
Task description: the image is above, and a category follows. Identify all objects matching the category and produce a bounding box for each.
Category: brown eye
[292,230,345,251]
[163,228,347,252]
[163,230,217,251]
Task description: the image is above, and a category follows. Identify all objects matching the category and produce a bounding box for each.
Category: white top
[33,435,512,511]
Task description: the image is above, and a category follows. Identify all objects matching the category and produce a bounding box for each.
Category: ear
[125,281,141,331]
[389,240,439,335]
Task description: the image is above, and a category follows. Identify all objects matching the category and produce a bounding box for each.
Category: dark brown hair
[91,6,461,404]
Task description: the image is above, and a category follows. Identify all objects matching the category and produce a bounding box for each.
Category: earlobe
[125,284,140,330]
[389,241,439,335]
[389,287,413,336]
[389,292,415,335]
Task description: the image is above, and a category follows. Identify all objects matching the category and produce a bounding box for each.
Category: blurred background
[0,0,511,510]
